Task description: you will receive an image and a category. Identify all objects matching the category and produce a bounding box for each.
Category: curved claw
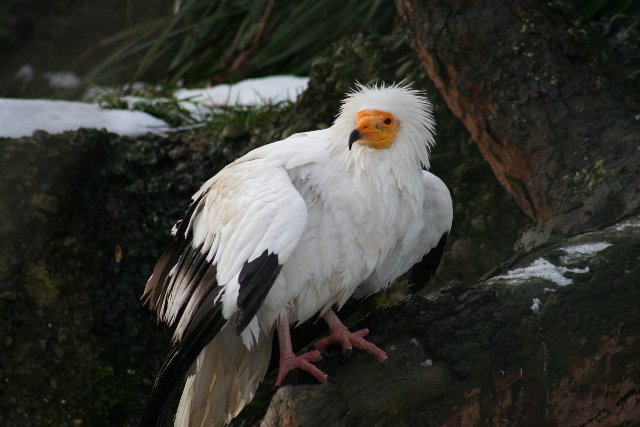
[275,350,327,386]
[315,326,387,363]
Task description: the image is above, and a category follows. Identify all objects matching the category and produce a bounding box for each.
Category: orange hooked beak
[348,109,399,151]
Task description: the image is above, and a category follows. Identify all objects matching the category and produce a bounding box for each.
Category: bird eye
[384,118,392,125]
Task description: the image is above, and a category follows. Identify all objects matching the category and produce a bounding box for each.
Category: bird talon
[319,350,332,359]
[302,350,322,363]
[317,310,387,364]
[276,350,327,386]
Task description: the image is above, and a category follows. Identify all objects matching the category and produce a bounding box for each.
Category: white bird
[140,83,453,427]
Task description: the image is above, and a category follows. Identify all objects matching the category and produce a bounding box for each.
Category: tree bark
[396,0,640,234]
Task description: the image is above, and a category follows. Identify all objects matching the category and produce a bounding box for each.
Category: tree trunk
[396,0,640,234]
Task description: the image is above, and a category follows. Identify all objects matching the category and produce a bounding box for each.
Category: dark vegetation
[84,0,640,86]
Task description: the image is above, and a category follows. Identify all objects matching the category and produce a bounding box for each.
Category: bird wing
[354,170,452,298]
[140,151,309,425]
[144,155,308,336]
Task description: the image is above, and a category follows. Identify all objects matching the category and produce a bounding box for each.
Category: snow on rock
[490,235,614,287]
[490,258,591,287]
[1,75,308,138]
[175,75,309,117]
[559,242,612,264]
[491,258,574,286]
[0,99,168,138]
[611,215,640,232]
[530,298,541,313]
[421,358,433,367]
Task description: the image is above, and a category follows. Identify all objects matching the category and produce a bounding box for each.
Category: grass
[91,83,291,133]
[83,0,394,87]
[203,102,291,136]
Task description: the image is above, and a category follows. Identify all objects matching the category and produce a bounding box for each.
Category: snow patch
[15,64,35,82]
[611,216,640,232]
[491,238,613,287]
[2,75,307,138]
[491,257,591,287]
[559,242,611,264]
[0,99,168,138]
[175,75,308,118]
[530,298,541,313]
[561,266,589,274]
[43,71,81,90]
[492,258,573,286]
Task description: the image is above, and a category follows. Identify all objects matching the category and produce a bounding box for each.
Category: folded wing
[354,170,452,298]
[140,158,308,426]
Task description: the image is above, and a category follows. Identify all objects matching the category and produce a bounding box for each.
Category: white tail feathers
[174,324,273,427]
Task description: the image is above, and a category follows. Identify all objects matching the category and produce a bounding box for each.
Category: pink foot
[315,326,388,363]
[275,350,327,386]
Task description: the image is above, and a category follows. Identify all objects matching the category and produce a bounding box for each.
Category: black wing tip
[235,250,282,335]
[408,231,449,294]
[142,191,209,306]
[140,191,219,426]
[235,313,248,335]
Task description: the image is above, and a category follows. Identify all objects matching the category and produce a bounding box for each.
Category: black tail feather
[140,285,225,427]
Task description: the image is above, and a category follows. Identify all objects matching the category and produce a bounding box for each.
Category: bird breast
[259,162,421,326]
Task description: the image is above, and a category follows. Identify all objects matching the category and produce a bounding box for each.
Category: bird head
[348,109,399,151]
[329,83,435,172]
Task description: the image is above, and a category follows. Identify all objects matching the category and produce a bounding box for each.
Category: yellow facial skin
[352,109,399,149]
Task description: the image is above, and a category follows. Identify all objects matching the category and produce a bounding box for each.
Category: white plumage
[140,83,453,427]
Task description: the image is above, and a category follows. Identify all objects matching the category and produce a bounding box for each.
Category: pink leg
[275,313,327,386]
[315,308,387,363]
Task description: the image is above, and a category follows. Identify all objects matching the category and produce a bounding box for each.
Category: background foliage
[88,0,639,87]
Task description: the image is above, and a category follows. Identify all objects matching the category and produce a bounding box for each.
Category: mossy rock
[0,32,528,425]
[0,128,248,426]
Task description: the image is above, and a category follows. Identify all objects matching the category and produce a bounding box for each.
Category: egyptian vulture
[140,84,453,426]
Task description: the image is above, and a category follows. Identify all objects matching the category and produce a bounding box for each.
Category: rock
[260,385,350,427]
[30,194,59,214]
[0,128,249,425]
[232,215,640,426]
[470,216,487,233]
[450,237,477,261]
[0,290,17,301]
[0,33,528,424]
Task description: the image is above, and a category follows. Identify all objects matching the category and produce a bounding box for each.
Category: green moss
[23,262,60,307]
[92,364,126,415]
[563,158,608,193]
[471,216,488,233]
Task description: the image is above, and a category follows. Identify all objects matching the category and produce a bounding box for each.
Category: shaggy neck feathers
[326,83,435,207]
